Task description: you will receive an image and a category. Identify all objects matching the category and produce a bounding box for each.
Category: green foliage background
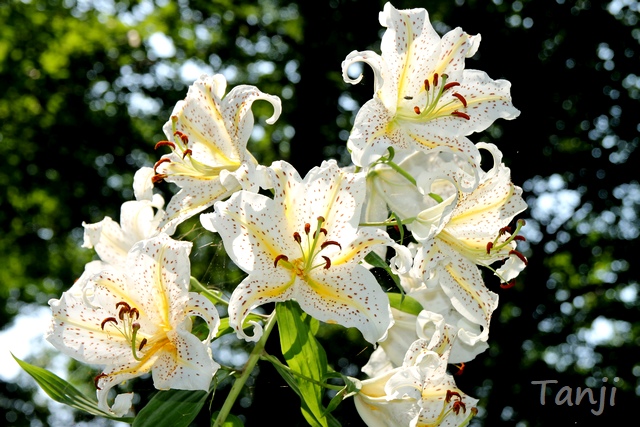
[1,0,638,425]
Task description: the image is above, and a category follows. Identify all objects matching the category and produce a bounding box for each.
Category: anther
[322,256,331,269]
[304,223,311,234]
[274,254,289,268]
[500,280,516,289]
[451,111,470,120]
[424,79,430,91]
[443,82,461,91]
[101,317,117,330]
[404,95,413,100]
[129,308,139,320]
[433,73,439,87]
[514,235,526,241]
[116,302,131,311]
[452,400,466,415]
[486,242,493,254]
[499,226,512,235]
[509,250,528,265]
[152,174,167,184]
[174,131,189,144]
[321,241,342,250]
[293,232,301,244]
[446,390,461,403]
[414,106,421,115]
[94,373,108,390]
[451,92,468,107]
[138,338,147,351]
[154,158,171,173]
[154,140,176,150]
[454,362,466,376]
[313,228,328,239]
[182,149,192,159]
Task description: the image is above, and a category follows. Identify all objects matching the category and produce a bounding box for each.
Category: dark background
[1,0,638,426]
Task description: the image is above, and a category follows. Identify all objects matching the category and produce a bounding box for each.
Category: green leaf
[364,251,402,292]
[13,354,131,421]
[133,389,209,427]
[387,292,423,316]
[275,301,339,427]
[211,411,244,427]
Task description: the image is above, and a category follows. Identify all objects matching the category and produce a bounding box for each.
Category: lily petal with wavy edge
[82,167,165,271]
[201,160,410,344]
[342,2,519,168]
[46,233,220,417]
[153,73,281,233]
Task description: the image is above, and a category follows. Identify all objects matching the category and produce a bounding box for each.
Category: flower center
[273,216,342,278]
[100,301,147,361]
[400,73,470,122]
[419,390,477,426]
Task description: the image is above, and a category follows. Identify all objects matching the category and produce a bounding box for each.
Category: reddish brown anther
[443,81,461,91]
[452,400,467,415]
[274,254,289,268]
[500,280,516,289]
[313,228,328,238]
[154,140,176,150]
[94,373,108,390]
[116,302,131,319]
[499,226,512,235]
[454,362,466,376]
[153,158,171,174]
[451,92,468,107]
[182,149,192,159]
[451,111,471,120]
[322,256,331,269]
[293,232,301,244]
[514,235,526,241]
[321,240,342,250]
[509,249,528,265]
[414,106,421,115]
[304,223,311,234]
[433,73,439,87]
[445,390,462,403]
[139,338,148,351]
[424,79,430,91]
[101,317,117,330]
[129,308,140,320]
[486,242,494,254]
[174,130,189,144]
[151,174,167,184]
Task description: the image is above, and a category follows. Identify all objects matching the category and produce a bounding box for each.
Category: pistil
[100,301,146,361]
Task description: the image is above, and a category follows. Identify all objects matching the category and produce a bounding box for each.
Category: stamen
[116,302,131,311]
[443,82,461,91]
[499,226,512,235]
[154,158,171,173]
[513,235,526,241]
[451,92,468,107]
[486,242,493,254]
[138,338,147,351]
[452,400,466,415]
[424,79,430,91]
[174,131,189,145]
[313,228,328,239]
[293,232,301,244]
[404,95,413,100]
[274,254,289,268]
[152,174,167,184]
[445,390,461,403]
[509,250,528,265]
[500,280,516,289]
[433,73,439,87]
[451,111,470,120]
[454,362,466,376]
[322,256,331,269]
[321,240,342,250]
[304,223,311,234]
[154,140,176,150]
[101,317,117,330]
[94,373,108,390]
[182,149,192,159]
[414,106,421,114]
[129,308,139,320]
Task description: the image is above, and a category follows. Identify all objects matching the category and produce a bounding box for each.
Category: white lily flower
[355,322,478,427]
[201,160,409,344]
[152,74,281,232]
[82,167,165,271]
[342,2,519,167]
[46,234,220,417]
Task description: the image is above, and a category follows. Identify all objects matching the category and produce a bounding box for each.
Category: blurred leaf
[133,388,209,427]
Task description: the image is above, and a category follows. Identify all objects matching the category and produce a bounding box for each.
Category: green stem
[260,354,344,391]
[212,312,277,427]
[382,160,416,186]
[359,216,416,227]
